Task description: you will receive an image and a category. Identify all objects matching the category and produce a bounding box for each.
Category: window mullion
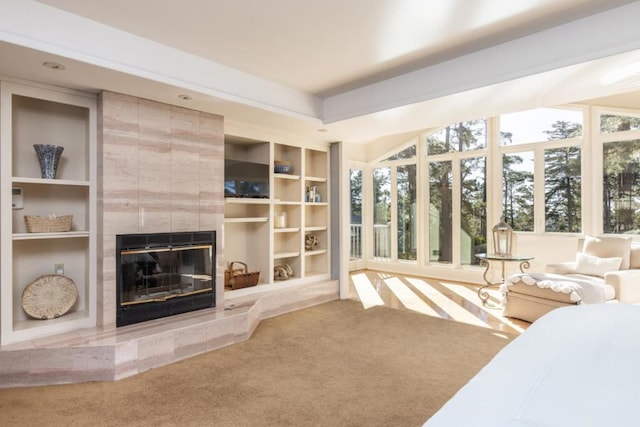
[452,159,462,266]
[534,146,546,233]
[364,165,374,261]
[390,167,398,261]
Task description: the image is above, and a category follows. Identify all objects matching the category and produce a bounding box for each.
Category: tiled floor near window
[349,270,529,335]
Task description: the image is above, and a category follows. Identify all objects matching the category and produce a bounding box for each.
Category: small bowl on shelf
[274,161,292,174]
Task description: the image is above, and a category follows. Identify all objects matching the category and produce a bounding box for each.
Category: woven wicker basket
[24,214,73,233]
[224,261,260,290]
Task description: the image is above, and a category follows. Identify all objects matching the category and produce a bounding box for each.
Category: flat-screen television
[224,159,269,198]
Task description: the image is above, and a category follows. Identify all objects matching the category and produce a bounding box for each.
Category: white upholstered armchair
[503,235,640,322]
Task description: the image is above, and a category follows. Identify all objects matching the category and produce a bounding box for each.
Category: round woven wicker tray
[21,274,78,320]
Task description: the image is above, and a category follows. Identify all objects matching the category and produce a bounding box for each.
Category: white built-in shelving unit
[0,81,96,345]
[223,138,330,291]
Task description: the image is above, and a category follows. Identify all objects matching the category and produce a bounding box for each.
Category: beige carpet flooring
[0,300,514,427]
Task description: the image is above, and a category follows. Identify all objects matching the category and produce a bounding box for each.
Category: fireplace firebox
[116,231,216,327]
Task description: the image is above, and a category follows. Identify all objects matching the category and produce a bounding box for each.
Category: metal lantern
[492,216,513,256]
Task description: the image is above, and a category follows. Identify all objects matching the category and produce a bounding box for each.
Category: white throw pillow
[582,235,632,270]
[575,252,622,277]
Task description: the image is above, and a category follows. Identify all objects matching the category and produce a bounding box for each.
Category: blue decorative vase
[33,144,64,179]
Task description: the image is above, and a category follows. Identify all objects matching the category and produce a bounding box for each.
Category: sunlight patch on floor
[384,277,440,316]
[405,277,489,328]
[491,332,512,340]
[440,281,525,333]
[351,273,385,309]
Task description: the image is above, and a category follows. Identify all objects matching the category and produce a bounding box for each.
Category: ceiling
[2,1,640,152]
[32,0,639,95]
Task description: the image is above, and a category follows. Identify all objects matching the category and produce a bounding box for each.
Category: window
[501,108,583,233]
[461,157,486,265]
[429,161,452,264]
[426,120,486,154]
[500,108,582,145]
[397,165,417,260]
[373,167,391,258]
[502,152,534,231]
[603,139,640,234]
[350,168,363,260]
[544,147,581,232]
[426,120,487,266]
[601,113,640,133]
[357,108,594,275]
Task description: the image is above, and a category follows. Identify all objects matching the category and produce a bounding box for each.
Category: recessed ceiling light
[42,61,66,71]
[178,94,192,100]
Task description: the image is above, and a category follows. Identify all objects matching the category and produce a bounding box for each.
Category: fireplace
[116,231,216,327]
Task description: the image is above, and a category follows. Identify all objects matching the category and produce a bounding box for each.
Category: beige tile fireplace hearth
[0,280,338,387]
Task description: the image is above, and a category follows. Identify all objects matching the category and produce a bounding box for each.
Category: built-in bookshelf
[223,138,330,291]
[0,81,97,345]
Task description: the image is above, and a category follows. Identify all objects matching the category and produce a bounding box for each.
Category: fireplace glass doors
[116,231,216,327]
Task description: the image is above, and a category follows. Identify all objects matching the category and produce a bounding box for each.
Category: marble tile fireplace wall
[97,91,225,329]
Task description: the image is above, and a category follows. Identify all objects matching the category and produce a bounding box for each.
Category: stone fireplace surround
[0,91,338,387]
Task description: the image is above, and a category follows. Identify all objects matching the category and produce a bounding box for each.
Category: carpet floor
[0,300,514,427]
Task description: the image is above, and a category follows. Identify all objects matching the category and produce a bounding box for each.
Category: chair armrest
[545,262,577,275]
[604,269,640,303]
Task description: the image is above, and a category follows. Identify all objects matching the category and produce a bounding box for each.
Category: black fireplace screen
[120,245,212,305]
[116,231,216,327]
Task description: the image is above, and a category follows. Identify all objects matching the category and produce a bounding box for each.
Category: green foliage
[429,160,453,262]
[502,153,534,231]
[461,157,486,264]
[543,120,581,140]
[600,114,640,133]
[373,167,391,224]
[426,120,486,155]
[428,119,487,263]
[543,121,582,232]
[502,120,583,232]
[603,139,640,233]
[349,169,362,223]
[397,165,417,260]
[544,146,581,232]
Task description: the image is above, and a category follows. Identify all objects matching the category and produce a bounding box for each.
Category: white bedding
[424,303,640,427]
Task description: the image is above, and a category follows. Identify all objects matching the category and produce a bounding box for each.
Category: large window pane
[426,120,486,155]
[429,161,452,264]
[503,152,534,231]
[373,167,391,258]
[397,165,417,260]
[603,140,640,234]
[501,108,582,145]
[461,157,486,265]
[545,147,581,232]
[350,168,363,260]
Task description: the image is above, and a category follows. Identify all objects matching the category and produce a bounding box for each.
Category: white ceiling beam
[323,1,640,123]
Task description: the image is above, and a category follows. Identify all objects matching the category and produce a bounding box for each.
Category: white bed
[424,303,640,427]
